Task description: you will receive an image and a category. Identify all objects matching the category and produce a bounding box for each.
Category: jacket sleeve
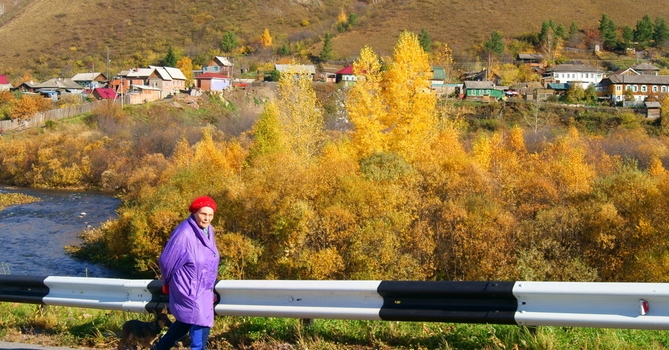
[158,220,191,284]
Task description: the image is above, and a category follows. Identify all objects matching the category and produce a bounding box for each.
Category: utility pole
[106,47,110,82]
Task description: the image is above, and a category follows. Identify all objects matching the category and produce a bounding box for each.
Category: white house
[550,64,604,90]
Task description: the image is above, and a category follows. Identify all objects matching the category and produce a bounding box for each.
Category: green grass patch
[1,303,669,349]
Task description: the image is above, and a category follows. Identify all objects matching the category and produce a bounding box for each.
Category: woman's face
[194,206,215,229]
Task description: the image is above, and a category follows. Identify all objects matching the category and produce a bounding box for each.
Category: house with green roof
[463,80,505,101]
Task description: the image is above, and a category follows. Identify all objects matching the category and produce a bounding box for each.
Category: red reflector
[640,299,649,315]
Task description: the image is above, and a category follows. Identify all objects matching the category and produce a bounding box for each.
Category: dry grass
[1,0,669,79]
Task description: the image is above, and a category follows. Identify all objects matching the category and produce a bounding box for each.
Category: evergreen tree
[569,21,579,37]
[419,28,432,53]
[555,23,567,40]
[164,46,177,67]
[221,31,239,53]
[538,20,552,43]
[598,14,618,51]
[279,43,290,56]
[567,21,580,46]
[622,26,635,49]
[653,17,669,48]
[484,30,505,57]
[634,14,654,47]
[348,13,358,26]
[319,33,334,61]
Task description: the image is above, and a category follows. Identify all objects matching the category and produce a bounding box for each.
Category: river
[0,186,122,278]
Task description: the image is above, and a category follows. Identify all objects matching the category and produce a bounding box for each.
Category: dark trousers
[153,320,211,350]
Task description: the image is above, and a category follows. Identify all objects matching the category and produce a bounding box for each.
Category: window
[662,86,667,93]
[652,85,658,92]
[616,85,622,91]
[641,85,647,92]
[632,85,638,92]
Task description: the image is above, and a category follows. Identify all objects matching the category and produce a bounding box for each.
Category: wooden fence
[0,100,111,133]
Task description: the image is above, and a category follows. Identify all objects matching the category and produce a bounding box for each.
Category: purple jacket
[159,215,220,327]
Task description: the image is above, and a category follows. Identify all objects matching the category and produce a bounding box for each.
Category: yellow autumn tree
[247,101,286,161]
[259,28,273,48]
[337,8,347,24]
[382,31,437,161]
[276,65,324,159]
[346,31,437,162]
[543,126,596,197]
[176,57,194,88]
[346,46,387,158]
[11,94,50,120]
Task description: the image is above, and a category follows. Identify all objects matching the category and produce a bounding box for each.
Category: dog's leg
[117,337,126,350]
[140,337,156,350]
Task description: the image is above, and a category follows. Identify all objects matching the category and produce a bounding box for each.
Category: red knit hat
[189,196,217,213]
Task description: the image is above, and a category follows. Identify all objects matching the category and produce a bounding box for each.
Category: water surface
[0,186,121,277]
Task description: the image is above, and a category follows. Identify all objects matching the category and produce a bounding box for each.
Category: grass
[1,302,669,349]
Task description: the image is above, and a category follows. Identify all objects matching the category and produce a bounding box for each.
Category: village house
[631,62,660,75]
[71,72,107,89]
[319,66,340,83]
[597,72,669,104]
[0,74,11,91]
[195,72,231,92]
[201,56,234,77]
[110,66,186,103]
[335,65,356,86]
[463,80,505,101]
[27,78,86,100]
[92,87,117,100]
[429,67,446,93]
[548,63,604,90]
[13,81,37,93]
[516,53,545,70]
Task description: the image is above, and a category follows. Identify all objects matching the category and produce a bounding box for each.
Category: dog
[118,309,173,350]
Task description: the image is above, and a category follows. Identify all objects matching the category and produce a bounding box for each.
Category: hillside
[2,0,669,80]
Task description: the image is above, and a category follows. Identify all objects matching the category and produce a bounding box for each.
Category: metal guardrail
[1,275,668,330]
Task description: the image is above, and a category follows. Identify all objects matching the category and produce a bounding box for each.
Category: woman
[153,196,220,350]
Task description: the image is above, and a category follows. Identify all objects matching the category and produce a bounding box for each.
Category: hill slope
[1,0,669,79]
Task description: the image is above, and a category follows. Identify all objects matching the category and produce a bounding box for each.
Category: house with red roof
[335,66,357,86]
[0,74,11,91]
[92,87,117,100]
[195,72,231,91]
